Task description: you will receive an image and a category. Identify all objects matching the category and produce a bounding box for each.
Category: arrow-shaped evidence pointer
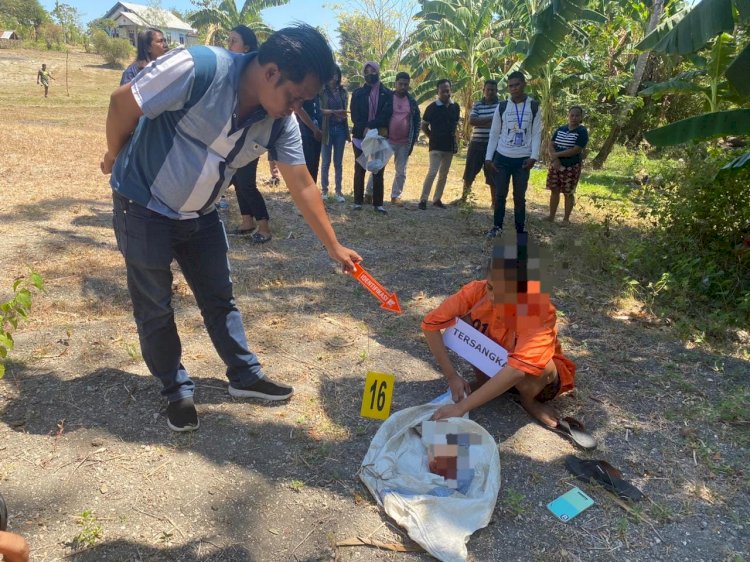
[350,262,402,314]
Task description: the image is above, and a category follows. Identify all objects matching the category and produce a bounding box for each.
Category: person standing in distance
[419,79,461,210]
[455,80,499,207]
[101,25,361,432]
[485,71,542,238]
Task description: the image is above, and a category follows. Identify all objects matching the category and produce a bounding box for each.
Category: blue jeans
[321,125,347,195]
[493,153,530,232]
[112,193,264,402]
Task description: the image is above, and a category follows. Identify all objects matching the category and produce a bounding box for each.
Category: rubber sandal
[0,492,8,531]
[549,416,597,450]
[251,231,272,244]
[230,227,256,236]
[565,455,645,501]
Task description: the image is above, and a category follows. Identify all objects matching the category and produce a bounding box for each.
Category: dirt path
[0,49,747,562]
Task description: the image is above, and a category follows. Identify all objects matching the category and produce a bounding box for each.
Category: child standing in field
[545,106,589,224]
[424,233,595,449]
[36,64,54,98]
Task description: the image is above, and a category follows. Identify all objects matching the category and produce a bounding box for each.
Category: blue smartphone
[547,487,594,522]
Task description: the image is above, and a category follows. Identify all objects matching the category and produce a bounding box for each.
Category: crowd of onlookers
[106,24,589,241]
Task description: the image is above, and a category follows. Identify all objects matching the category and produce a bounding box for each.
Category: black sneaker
[418,200,427,210]
[433,200,447,209]
[166,397,199,432]
[228,378,294,401]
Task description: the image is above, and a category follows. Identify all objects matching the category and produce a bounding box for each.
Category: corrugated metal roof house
[103,2,198,48]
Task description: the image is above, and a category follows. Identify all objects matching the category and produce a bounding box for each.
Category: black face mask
[365,73,379,84]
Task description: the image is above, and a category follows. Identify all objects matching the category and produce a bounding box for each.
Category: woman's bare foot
[256,219,271,237]
[520,396,558,428]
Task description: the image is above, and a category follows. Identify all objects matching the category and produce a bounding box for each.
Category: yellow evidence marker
[360,371,395,420]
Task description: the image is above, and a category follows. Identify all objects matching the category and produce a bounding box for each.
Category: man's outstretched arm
[277,162,361,272]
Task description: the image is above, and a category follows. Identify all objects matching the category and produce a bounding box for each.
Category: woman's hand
[447,374,471,403]
[431,402,467,420]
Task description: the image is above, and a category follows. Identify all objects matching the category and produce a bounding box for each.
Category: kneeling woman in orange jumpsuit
[424,234,594,448]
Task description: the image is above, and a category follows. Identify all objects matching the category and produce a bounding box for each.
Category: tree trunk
[591,0,664,169]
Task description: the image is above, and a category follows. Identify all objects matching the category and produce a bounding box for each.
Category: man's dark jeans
[112,193,264,402]
[492,153,530,232]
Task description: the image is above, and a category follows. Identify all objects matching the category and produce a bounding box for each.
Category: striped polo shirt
[469,98,499,142]
[551,125,589,166]
[110,46,305,220]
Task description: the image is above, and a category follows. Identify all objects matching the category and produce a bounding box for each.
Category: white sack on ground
[359,404,501,562]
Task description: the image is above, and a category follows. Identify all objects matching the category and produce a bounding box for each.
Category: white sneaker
[335,194,346,203]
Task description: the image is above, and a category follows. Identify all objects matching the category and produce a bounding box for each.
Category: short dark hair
[484,79,498,87]
[395,71,410,81]
[232,25,258,52]
[258,24,334,84]
[569,105,584,114]
[507,71,526,83]
[437,78,451,89]
[136,28,163,62]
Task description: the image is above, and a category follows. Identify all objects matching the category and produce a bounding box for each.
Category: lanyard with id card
[513,99,527,146]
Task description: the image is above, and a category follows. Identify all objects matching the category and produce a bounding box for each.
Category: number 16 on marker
[360,371,395,420]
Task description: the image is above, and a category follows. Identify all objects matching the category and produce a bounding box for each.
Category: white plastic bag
[356,129,394,173]
[359,404,501,562]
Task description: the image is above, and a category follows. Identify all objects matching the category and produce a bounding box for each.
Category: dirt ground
[0,49,748,562]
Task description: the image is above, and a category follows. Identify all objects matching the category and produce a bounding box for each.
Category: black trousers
[232,159,269,221]
[302,135,322,182]
[353,145,384,207]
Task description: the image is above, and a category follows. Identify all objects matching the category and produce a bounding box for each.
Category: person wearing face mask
[350,61,393,214]
[120,28,169,85]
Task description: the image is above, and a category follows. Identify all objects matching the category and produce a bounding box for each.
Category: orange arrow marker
[350,262,402,314]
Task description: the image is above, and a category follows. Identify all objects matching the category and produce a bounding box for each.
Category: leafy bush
[628,146,750,339]
[91,30,132,67]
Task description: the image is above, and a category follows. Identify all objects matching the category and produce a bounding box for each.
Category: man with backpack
[484,71,541,238]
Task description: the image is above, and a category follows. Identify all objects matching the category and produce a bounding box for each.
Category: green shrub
[628,146,750,339]
[91,30,132,67]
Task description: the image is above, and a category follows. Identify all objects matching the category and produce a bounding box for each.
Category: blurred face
[227,31,248,53]
[364,65,379,85]
[483,83,498,103]
[507,77,525,99]
[437,82,451,103]
[257,65,322,119]
[148,32,168,59]
[327,72,341,89]
[394,77,410,96]
[568,108,583,128]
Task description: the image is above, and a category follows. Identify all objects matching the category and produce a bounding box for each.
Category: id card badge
[547,487,594,522]
[513,131,524,146]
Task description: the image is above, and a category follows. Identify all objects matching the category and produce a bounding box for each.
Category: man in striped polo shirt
[455,80,499,206]
[101,26,361,432]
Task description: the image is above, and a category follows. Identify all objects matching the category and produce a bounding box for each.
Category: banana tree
[639,33,740,112]
[637,0,750,173]
[189,0,287,45]
[403,0,510,140]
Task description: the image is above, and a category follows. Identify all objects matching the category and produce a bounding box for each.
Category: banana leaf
[644,109,750,145]
[639,71,707,97]
[636,0,734,55]
[725,42,750,96]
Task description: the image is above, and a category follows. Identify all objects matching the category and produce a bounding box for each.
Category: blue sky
[41,0,343,46]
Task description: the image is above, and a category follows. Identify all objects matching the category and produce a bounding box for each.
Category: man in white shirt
[484,71,542,238]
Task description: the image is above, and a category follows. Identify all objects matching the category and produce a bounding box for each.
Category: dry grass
[0,48,748,562]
